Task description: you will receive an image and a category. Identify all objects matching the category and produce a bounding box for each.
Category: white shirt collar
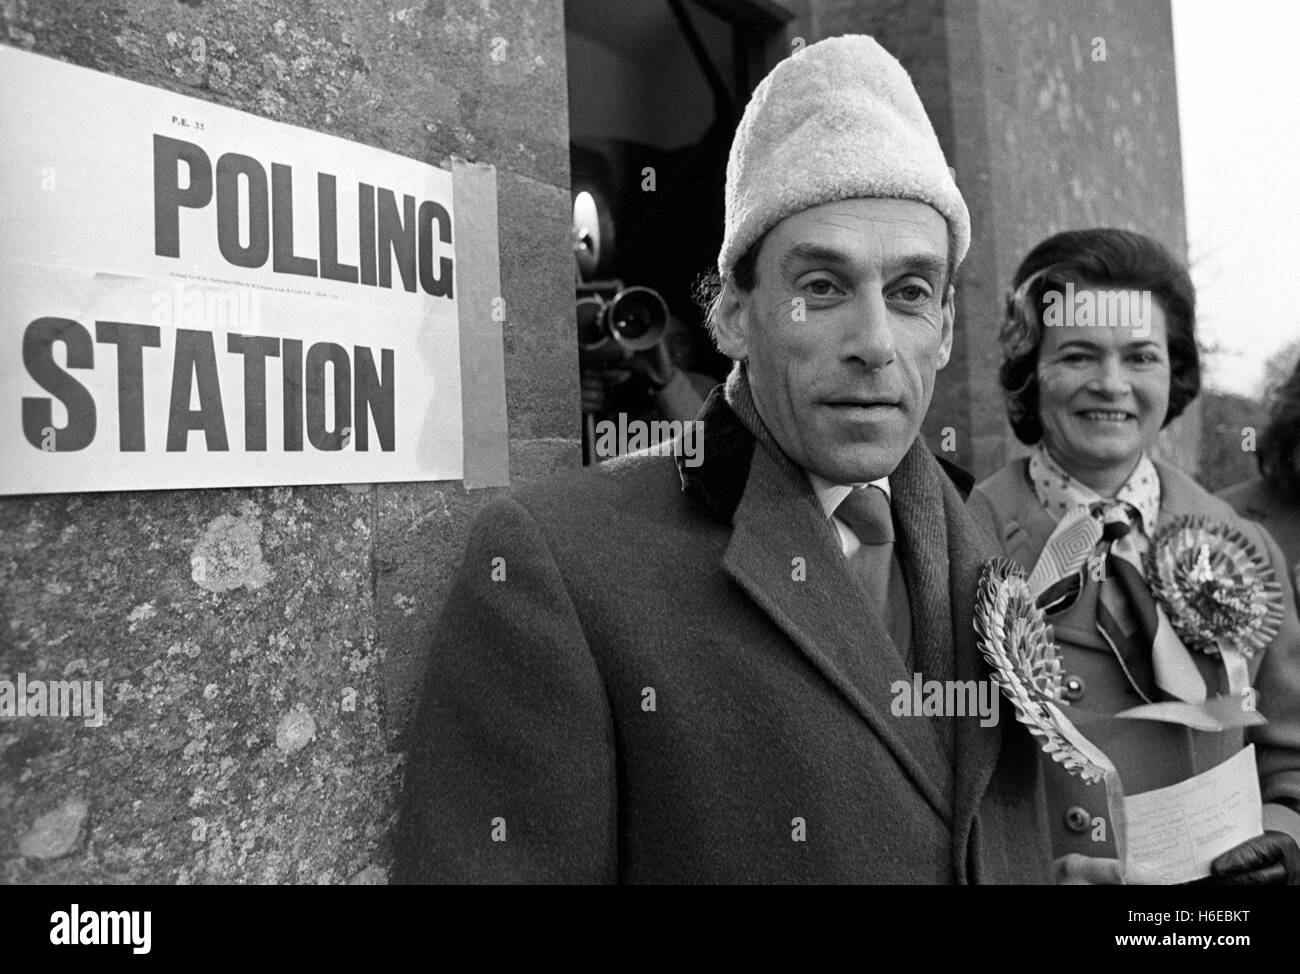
[807,473,891,520]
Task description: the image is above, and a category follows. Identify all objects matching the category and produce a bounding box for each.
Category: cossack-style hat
[719,34,970,279]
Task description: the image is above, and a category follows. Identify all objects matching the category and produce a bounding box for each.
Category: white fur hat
[718,34,970,279]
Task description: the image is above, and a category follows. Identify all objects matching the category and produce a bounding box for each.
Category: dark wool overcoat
[394,384,1055,883]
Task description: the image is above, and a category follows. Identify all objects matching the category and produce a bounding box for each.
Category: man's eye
[1128,351,1161,365]
[803,279,842,297]
[890,283,931,304]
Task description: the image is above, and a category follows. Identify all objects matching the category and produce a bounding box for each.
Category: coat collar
[676,380,764,526]
[1153,457,1220,522]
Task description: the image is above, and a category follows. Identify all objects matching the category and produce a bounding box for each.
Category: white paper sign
[1124,744,1263,884]
[1,46,467,494]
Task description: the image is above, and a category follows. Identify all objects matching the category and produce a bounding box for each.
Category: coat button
[1065,806,1092,834]
[1062,675,1085,702]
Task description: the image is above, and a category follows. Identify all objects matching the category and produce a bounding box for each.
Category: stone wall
[0,0,575,884]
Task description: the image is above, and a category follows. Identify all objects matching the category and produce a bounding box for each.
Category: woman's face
[1036,286,1171,490]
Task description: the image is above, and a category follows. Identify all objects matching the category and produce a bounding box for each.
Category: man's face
[715,198,954,484]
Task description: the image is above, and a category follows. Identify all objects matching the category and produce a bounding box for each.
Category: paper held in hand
[1124,744,1263,884]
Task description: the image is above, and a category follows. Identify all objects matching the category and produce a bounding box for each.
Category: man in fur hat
[395,34,1053,884]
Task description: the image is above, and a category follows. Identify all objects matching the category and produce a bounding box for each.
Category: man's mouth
[824,400,900,415]
[822,394,901,408]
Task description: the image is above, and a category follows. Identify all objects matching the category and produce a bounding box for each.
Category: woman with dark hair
[968,228,1300,885]
[1219,356,1300,597]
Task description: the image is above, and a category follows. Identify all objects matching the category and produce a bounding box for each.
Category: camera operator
[580,313,717,430]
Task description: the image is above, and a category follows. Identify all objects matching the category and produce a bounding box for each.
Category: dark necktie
[834,486,913,665]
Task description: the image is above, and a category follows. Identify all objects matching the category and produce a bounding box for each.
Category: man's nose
[842,291,895,370]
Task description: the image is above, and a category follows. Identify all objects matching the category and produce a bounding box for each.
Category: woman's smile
[1076,409,1135,422]
[1035,288,1171,493]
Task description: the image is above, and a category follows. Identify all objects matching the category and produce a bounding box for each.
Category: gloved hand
[579,341,634,415]
[1210,831,1300,885]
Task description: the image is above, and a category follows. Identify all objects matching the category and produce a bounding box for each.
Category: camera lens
[607,286,667,351]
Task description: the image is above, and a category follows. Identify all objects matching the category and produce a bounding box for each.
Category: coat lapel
[939,461,1009,882]
[680,385,953,820]
[721,443,953,821]
[893,441,1007,880]
[1000,467,1061,572]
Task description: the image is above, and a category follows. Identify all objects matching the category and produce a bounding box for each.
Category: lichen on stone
[274,706,317,755]
[19,797,89,860]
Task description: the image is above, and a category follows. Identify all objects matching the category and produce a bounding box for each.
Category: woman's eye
[1128,351,1161,365]
[1060,352,1092,364]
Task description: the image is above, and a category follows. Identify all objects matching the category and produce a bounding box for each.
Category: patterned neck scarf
[1029,443,1161,538]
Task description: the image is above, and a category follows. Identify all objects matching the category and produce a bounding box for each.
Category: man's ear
[711,279,750,361]
[935,284,955,370]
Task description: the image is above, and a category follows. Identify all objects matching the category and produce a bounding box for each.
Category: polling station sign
[0,46,509,495]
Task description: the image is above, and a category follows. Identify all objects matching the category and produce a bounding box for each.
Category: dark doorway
[565,0,784,460]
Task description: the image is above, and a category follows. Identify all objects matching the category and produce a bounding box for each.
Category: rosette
[1144,516,1284,659]
[973,558,1107,783]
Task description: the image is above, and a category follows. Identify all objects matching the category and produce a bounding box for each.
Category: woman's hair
[1258,352,1300,499]
[999,228,1200,445]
